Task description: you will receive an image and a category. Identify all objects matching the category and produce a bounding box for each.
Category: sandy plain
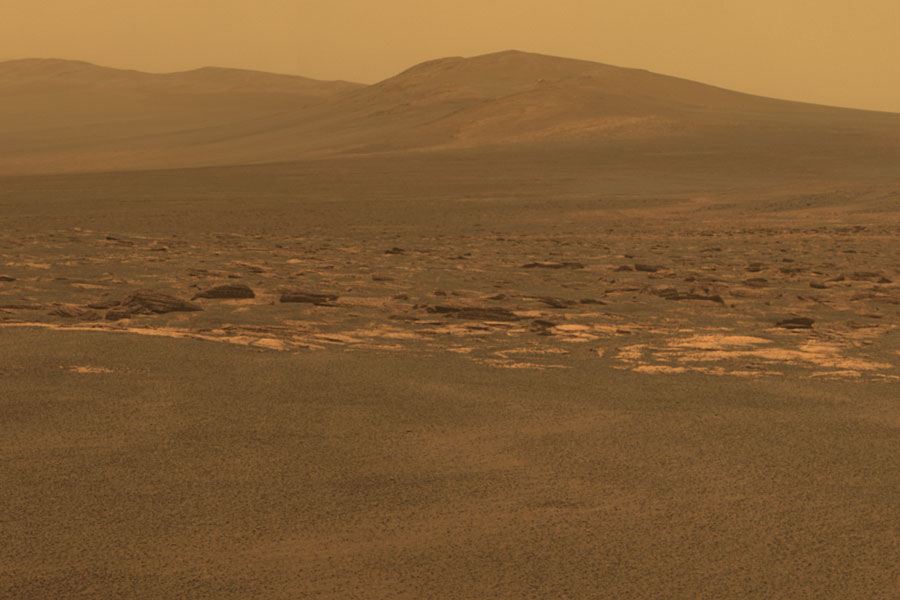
[2,52,900,598]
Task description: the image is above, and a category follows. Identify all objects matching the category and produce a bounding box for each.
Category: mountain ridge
[1,50,900,175]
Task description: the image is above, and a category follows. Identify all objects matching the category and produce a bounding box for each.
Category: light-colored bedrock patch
[551,323,598,342]
[669,334,773,350]
[616,344,648,363]
[666,334,893,372]
[68,365,113,374]
[632,365,689,374]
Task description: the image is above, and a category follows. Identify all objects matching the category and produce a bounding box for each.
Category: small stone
[743,278,769,288]
[522,261,585,269]
[536,296,576,308]
[0,275,15,282]
[650,285,679,299]
[849,271,882,280]
[280,291,338,305]
[776,317,814,329]
[634,264,661,273]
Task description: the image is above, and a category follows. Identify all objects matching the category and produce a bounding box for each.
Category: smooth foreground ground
[3,327,900,598]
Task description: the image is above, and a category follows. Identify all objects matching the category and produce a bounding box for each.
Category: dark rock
[776,317,814,329]
[531,319,556,335]
[234,262,268,274]
[120,290,203,314]
[522,261,585,269]
[579,298,607,305]
[650,286,679,299]
[0,275,15,282]
[531,319,556,328]
[392,293,409,301]
[809,281,828,289]
[613,265,633,272]
[488,294,507,301]
[0,303,45,310]
[384,247,405,255]
[668,293,725,304]
[743,278,769,288]
[426,305,520,321]
[849,272,883,281]
[634,264,661,273]
[187,268,212,277]
[535,296,577,309]
[193,284,255,300]
[746,262,765,272]
[105,235,134,246]
[86,299,122,310]
[279,291,338,305]
[851,292,899,304]
[105,309,132,321]
[48,306,101,320]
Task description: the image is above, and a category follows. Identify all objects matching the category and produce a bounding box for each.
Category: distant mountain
[0,58,361,93]
[1,51,899,176]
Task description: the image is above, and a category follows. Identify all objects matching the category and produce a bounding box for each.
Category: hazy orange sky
[3,0,899,112]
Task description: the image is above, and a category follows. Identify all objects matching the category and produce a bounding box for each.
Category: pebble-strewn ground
[3,219,898,380]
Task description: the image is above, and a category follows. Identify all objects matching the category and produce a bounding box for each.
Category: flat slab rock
[776,317,815,329]
[280,291,339,305]
[48,306,101,320]
[111,290,203,317]
[522,261,585,269]
[193,284,255,300]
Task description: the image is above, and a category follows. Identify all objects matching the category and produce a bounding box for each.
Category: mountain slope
[0,58,362,173]
[1,51,900,176]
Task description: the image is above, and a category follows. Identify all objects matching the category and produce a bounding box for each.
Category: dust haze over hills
[3,50,900,178]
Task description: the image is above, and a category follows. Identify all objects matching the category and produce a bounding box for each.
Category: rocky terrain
[2,181,898,380]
